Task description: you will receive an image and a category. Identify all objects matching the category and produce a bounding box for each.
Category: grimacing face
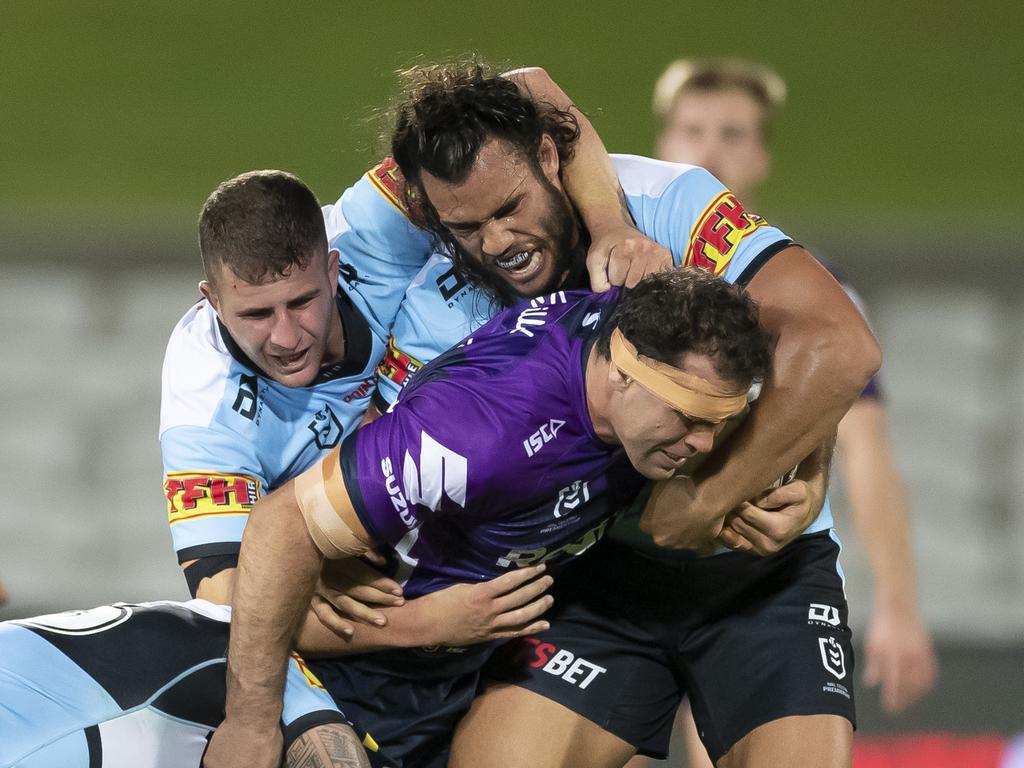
[200,248,343,388]
[420,135,578,300]
[656,87,770,203]
[608,351,741,480]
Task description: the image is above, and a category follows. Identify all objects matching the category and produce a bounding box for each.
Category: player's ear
[538,134,560,186]
[199,280,218,312]
[327,248,340,284]
[608,363,632,392]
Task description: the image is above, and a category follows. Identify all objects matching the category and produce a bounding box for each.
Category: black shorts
[309,646,491,768]
[484,531,856,763]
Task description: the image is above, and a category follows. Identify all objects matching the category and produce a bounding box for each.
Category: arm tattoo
[285,724,371,768]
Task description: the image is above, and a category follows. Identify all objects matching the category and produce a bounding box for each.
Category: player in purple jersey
[362,63,880,768]
[203,270,776,768]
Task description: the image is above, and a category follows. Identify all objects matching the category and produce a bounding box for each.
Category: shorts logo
[525,638,607,690]
[808,603,841,626]
[554,480,590,518]
[377,336,423,390]
[308,405,343,449]
[685,192,766,275]
[165,472,261,523]
[818,636,847,680]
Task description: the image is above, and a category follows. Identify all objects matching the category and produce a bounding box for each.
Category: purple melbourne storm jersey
[337,288,645,600]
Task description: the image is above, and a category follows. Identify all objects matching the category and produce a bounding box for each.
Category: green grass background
[2,1,1020,248]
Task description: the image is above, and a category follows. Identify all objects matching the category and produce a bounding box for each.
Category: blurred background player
[647,57,938,767]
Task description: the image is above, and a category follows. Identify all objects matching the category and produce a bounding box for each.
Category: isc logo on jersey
[165,472,261,523]
[685,192,766,275]
[523,419,566,457]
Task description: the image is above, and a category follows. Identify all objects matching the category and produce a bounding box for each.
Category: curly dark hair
[596,269,773,386]
[198,170,326,285]
[390,61,581,305]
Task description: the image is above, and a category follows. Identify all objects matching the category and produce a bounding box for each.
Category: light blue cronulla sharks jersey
[374,155,835,540]
[160,160,432,565]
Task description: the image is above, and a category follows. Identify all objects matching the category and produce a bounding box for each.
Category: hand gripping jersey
[375,155,835,539]
[160,160,432,570]
[0,600,349,768]
[339,288,644,601]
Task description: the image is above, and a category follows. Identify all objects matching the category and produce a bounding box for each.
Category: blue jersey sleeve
[281,652,350,745]
[161,424,266,562]
[324,159,434,341]
[616,156,793,284]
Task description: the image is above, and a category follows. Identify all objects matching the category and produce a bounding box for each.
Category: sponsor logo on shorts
[818,636,847,680]
[307,404,343,449]
[377,336,423,389]
[525,638,607,690]
[553,480,590,518]
[165,472,261,523]
[523,418,565,457]
[685,192,766,275]
[496,517,611,568]
[290,651,326,689]
[808,603,841,627]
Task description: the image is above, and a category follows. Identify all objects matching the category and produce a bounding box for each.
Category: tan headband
[609,328,749,422]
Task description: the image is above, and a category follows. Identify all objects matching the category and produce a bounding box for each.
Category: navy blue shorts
[309,646,489,768]
[484,532,856,763]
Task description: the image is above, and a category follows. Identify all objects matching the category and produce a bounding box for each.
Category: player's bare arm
[717,429,835,555]
[285,723,371,768]
[687,246,879,526]
[506,66,671,289]
[641,429,834,552]
[301,563,554,654]
[204,456,371,768]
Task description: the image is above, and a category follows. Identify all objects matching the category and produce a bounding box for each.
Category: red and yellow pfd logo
[377,336,423,389]
[290,651,326,690]
[164,472,261,524]
[685,192,766,275]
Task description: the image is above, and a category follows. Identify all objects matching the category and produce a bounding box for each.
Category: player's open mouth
[495,249,544,283]
[271,348,309,371]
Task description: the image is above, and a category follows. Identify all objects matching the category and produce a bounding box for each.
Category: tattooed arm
[285,723,371,768]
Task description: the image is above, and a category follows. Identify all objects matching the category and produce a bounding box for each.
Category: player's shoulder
[160,300,239,436]
[324,158,414,231]
[612,154,721,199]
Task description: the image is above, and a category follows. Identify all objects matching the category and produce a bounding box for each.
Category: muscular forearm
[505,67,628,233]
[690,248,880,518]
[295,598,441,656]
[224,482,323,727]
[838,399,920,612]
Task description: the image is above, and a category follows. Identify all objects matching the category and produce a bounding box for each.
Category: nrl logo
[818,636,846,680]
[308,405,343,450]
